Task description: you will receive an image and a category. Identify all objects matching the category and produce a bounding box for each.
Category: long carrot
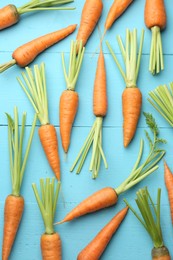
[144,0,167,75]
[76,0,103,47]
[124,187,171,260]
[70,46,108,179]
[2,107,36,260]
[0,0,75,30]
[32,178,61,260]
[0,24,77,73]
[77,207,128,260]
[106,29,144,147]
[56,113,166,224]
[60,40,85,153]
[164,161,173,224]
[17,63,61,180]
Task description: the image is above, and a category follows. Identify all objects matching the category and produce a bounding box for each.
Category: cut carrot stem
[17,63,61,180]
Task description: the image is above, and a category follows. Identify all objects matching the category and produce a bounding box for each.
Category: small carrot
[106,29,144,147]
[0,0,75,30]
[124,187,171,260]
[77,207,128,260]
[17,63,61,180]
[70,46,108,179]
[144,0,167,74]
[2,107,36,260]
[164,161,173,224]
[32,178,61,260]
[56,113,166,224]
[76,0,103,47]
[60,40,85,153]
[0,24,77,73]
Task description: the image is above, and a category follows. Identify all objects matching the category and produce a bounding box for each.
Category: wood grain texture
[0,0,173,259]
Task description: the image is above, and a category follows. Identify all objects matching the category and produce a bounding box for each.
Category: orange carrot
[123,88,142,147]
[77,207,128,260]
[76,0,103,47]
[60,41,85,153]
[41,233,62,260]
[2,195,24,260]
[0,24,77,73]
[0,5,19,30]
[17,63,61,180]
[144,0,166,30]
[39,125,60,180]
[106,29,144,147]
[105,0,133,31]
[164,161,173,224]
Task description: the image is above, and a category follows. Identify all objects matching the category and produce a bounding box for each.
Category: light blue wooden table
[0,0,173,259]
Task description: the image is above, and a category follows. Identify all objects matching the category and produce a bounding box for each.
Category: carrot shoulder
[77,207,128,260]
[164,161,173,224]
[0,4,19,30]
[76,0,103,47]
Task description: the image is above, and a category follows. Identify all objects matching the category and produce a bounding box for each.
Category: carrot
[2,107,36,260]
[60,40,85,153]
[124,187,171,260]
[0,24,77,73]
[164,161,173,224]
[77,207,128,260]
[144,0,167,75]
[0,0,75,30]
[70,46,108,178]
[105,0,133,31]
[32,178,61,260]
[56,113,166,224]
[76,0,103,47]
[17,63,61,180]
[106,29,144,147]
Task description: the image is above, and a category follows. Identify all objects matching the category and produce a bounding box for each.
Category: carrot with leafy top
[2,107,36,260]
[124,187,171,260]
[17,63,61,180]
[56,113,166,223]
[144,0,166,75]
[70,46,108,179]
[0,24,77,73]
[60,40,85,153]
[106,29,144,147]
[76,0,103,47]
[0,0,75,30]
[32,178,61,260]
[164,161,173,224]
[77,207,128,260]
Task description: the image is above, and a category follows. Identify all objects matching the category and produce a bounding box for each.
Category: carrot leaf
[32,178,60,234]
[124,187,164,248]
[6,107,37,196]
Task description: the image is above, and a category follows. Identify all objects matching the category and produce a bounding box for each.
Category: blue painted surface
[0,0,173,259]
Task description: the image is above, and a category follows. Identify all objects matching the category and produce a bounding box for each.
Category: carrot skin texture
[59,188,118,223]
[144,0,166,30]
[123,88,142,147]
[2,195,24,260]
[38,124,61,181]
[164,161,173,224]
[41,233,62,260]
[105,0,133,30]
[12,24,77,67]
[76,0,103,47]
[60,90,79,153]
[152,246,171,260]
[77,207,128,260]
[0,5,19,30]
[93,49,107,117]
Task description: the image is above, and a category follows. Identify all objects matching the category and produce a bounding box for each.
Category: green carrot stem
[0,60,16,73]
[32,178,60,235]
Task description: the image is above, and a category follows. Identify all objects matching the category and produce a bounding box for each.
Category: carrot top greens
[106,29,144,88]
[115,113,166,195]
[17,0,75,15]
[124,187,164,248]
[32,178,60,234]
[6,107,37,196]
